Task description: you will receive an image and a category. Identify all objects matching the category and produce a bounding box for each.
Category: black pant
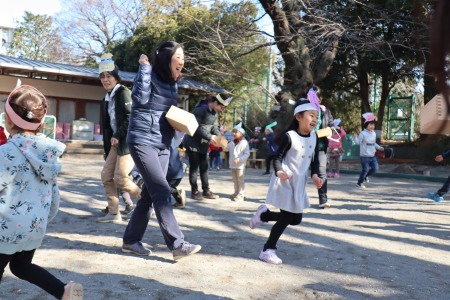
[187,150,210,192]
[265,154,276,173]
[0,249,65,299]
[168,178,181,196]
[261,209,303,250]
[437,176,450,196]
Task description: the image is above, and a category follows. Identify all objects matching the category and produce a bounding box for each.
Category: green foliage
[320,0,430,137]
[7,11,63,61]
[112,0,269,95]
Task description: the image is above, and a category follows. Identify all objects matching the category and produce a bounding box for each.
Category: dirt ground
[1,157,449,300]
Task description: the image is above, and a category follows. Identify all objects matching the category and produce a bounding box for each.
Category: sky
[0,0,61,27]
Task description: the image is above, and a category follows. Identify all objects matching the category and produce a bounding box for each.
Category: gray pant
[317,150,328,204]
[123,144,184,250]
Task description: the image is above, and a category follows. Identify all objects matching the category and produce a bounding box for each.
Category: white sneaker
[96,212,122,223]
[357,183,366,189]
[319,202,331,209]
[249,205,268,229]
[259,249,282,265]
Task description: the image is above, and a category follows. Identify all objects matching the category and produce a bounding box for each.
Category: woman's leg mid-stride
[124,144,201,260]
[0,250,66,299]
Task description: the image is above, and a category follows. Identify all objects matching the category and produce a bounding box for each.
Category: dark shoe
[122,242,151,256]
[192,191,204,200]
[173,189,186,208]
[123,204,135,214]
[262,172,270,175]
[203,190,219,199]
[100,206,108,214]
[173,242,201,260]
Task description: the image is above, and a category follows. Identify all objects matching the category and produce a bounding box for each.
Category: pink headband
[362,112,375,122]
[5,85,47,131]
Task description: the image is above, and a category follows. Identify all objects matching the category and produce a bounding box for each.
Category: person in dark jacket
[309,85,334,209]
[183,94,232,200]
[261,127,278,175]
[121,41,201,260]
[97,57,141,223]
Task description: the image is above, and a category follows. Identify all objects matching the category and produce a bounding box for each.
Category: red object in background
[0,126,7,145]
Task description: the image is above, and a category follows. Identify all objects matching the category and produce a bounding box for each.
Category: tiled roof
[0,54,225,93]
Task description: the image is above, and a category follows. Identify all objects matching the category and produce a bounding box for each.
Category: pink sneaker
[259,249,282,264]
[334,172,340,178]
[327,172,333,177]
[249,205,268,229]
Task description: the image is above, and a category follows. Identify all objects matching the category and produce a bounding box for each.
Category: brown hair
[7,86,47,132]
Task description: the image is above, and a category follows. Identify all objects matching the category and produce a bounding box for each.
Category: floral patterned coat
[0,133,65,254]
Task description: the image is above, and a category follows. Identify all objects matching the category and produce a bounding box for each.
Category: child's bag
[375,147,394,159]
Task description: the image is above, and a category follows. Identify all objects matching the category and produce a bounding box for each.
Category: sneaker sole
[319,203,331,209]
[173,245,202,260]
[96,218,122,223]
[259,257,282,265]
[121,248,151,256]
[67,282,83,300]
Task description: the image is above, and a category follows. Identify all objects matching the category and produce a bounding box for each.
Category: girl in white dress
[249,99,323,264]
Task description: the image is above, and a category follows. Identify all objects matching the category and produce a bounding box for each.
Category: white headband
[293,103,318,116]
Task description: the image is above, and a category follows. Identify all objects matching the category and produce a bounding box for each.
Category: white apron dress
[265,130,317,213]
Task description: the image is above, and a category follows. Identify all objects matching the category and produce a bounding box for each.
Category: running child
[249,99,323,264]
[353,112,384,188]
[0,85,83,299]
[427,149,450,202]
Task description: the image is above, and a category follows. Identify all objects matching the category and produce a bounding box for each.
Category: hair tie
[27,111,33,119]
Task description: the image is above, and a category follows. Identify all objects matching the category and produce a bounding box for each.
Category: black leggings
[0,249,65,299]
[260,209,303,250]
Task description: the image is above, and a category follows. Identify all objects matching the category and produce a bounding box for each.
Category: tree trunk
[377,74,391,139]
[357,59,371,119]
[258,0,338,133]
